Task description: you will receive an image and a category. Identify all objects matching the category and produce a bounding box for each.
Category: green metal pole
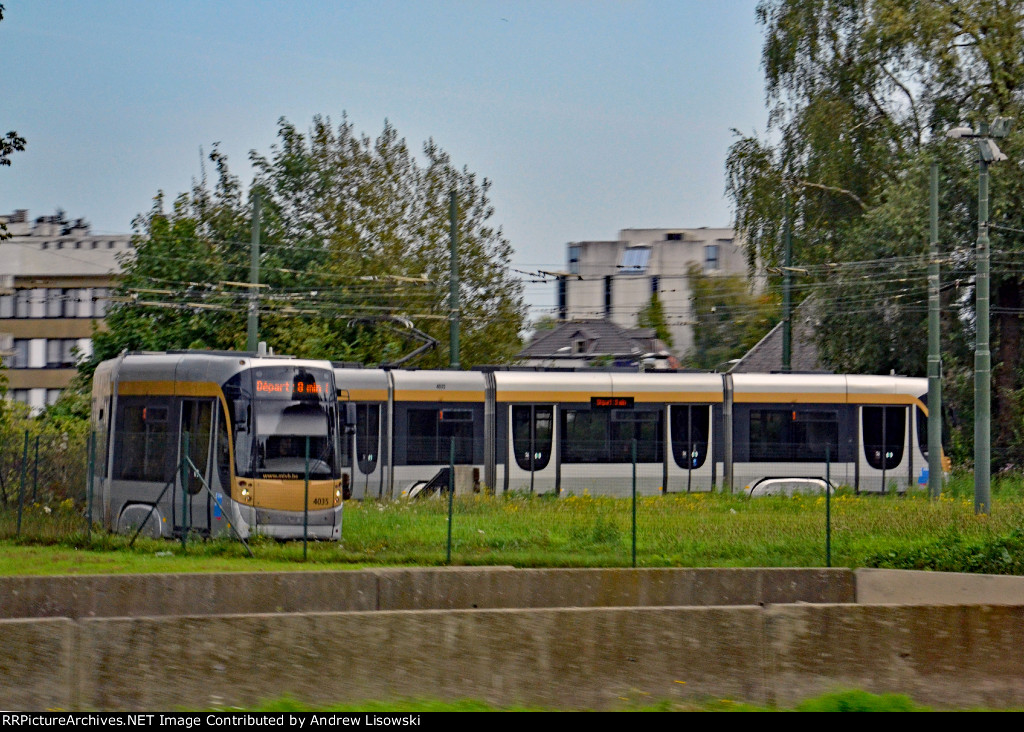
[17,430,28,536]
[31,435,39,502]
[181,432,189,551]
[303,436,310,561]
[631,438,637,568]
[449,191,460,370]
[86,431,95,541]
[928,161,943,500]
[446,437,455,565]
[782,211,792,372]
[246,190,261,353]
[826,445,831,568]
[975,127,991,515]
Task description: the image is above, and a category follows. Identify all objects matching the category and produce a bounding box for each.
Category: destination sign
[256,379,327,396]
[252,366,333,400]
[590,396,634,409]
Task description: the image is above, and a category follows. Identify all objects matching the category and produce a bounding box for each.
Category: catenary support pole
[246,190,261,353]
[928,162,943,499]
[449,191,460,369]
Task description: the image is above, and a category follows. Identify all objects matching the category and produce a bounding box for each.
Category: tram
[334,367,936,498]
[90,350,345,539]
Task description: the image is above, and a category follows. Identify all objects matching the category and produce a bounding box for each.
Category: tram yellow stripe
[118,380,223,397]
[337,389,388,401]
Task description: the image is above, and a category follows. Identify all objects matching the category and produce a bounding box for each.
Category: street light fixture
[946,117,1011,515]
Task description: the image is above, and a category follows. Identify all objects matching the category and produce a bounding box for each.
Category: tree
[0,5,26,241]
[89,117,526,370]
[637,292,674,349]
[682,265,780,371]
[726,0,1024,469]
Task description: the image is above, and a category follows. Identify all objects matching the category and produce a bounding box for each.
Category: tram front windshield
[249,367,338,478]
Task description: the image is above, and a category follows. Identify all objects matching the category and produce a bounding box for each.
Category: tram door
[178,398,217,536]
[508,405,555,493]
[860,405,907,492]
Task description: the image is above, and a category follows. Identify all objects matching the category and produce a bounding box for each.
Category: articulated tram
[335,367,935,499]
[91,351,345,539]
[91,350,936,538]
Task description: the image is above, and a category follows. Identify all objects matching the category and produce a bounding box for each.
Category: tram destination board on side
[590,396,634,409]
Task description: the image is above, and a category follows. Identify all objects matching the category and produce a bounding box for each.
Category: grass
[2,471,1024,574]
[230,688,938,712]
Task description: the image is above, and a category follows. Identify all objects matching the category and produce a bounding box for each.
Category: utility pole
[782,210,792,372]
[449,191,460,369]
[246,190,262,353]
[946,116,1011,515]
[927,162,942,499]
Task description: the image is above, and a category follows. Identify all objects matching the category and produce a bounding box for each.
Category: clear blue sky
[0,0,768,318]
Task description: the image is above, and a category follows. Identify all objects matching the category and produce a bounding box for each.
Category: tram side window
[511,405,553,471]
[916,406,928,458]
[115,403,172,481]
[216,402,231,491]
[749,409,838,462]
[863,406,905,470]
[407,408,474,465]
[560,408,663,464]
[356,404,380,475]
[671,405,709,469]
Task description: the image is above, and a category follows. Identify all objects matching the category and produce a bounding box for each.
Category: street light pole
[976,122,992,515]
[946,117,1010,515]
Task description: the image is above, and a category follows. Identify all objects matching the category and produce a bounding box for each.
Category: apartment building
[556,227,747,356]
[0,209,130,411]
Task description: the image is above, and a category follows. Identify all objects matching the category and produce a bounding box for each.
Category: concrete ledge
[4,568,1024,710]
[856,568,1024,604]
[0,567,855,619]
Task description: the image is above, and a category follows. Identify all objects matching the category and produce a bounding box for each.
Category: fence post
[446,437,455,565]
[303,436,310,561]
[86,431,95,541]
[180,432,189,551]
[826,445,831,568]
[17,430,28,536]
[31,435,39,502]
[631,438,637,568]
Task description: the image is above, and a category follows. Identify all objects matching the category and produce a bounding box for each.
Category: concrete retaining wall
[3,568,1024,710]
[0,567,855,618]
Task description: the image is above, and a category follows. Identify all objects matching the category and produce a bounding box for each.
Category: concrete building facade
[557,227,747,357]
[0,210,130,412]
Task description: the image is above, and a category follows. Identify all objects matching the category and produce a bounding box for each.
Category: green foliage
[864,526,1024,575]
[795,689,928,712]
[683,264,780,369]
[637,291,674,348]
[89,117,525,370]
[729,1,1024,470]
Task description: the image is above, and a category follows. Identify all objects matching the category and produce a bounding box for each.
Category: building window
[666,232,683,241]
[619,247,651,274]
[93,288,108,317]
[45,289,64,318]
[9,339,28,368]
[15,290,31,318]
[567,245,580,275]
[45,339,77,368]
[704,244,720,272]
[0,293,12,318]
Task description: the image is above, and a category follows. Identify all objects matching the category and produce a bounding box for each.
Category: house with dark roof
[729,298,826,373]
[516,319,677,370]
